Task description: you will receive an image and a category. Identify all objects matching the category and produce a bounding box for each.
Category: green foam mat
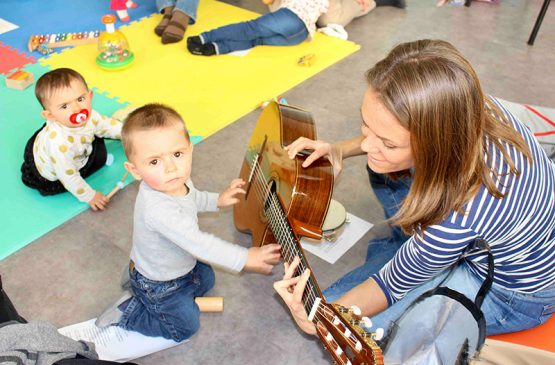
[0,62,131,260]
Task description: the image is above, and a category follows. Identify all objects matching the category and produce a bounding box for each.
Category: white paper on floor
[59,319,186,362]
[301,212,373,264]
[0,18,18,35]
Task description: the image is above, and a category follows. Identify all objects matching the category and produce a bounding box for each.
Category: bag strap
[471,238,494,309]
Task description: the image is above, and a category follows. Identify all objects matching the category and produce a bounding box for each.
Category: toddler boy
[96,104,281,342]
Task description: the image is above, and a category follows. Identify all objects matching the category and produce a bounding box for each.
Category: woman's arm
[334,278,388,317]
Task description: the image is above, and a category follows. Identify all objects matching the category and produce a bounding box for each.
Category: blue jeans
[324,166,411,302]
[157,0,199,24]
[200,8,308,55]
[118,262,215,342]
[323,166,555,335]
[370,262,555,336]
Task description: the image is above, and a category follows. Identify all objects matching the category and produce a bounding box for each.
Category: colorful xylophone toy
[27,31,101,53]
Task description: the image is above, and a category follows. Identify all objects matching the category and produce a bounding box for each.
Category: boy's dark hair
[122,103,190,158]
[35,68,88,109]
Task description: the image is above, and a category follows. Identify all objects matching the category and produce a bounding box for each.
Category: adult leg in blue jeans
[119,262,215,342]
[367,262,555,337]
[189,8,308,55]
[323,166,412,302]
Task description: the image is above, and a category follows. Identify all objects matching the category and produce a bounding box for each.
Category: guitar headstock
[312,300,384,365]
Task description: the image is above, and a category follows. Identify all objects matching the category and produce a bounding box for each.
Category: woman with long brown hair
[274,39,555,337]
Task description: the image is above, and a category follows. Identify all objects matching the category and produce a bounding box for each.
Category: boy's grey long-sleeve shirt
[130,180,248,281]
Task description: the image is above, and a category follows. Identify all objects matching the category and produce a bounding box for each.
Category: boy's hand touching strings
[244,244,281,274]
[218,178,246,207]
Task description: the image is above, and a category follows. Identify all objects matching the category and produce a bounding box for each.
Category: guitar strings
[249,158,378,341]
[246,155,318,310]
[246,155,380,361]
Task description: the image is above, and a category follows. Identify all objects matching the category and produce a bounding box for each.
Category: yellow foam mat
[41,0,360,140]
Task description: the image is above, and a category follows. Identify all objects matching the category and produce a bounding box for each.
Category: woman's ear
[124,161,142,181]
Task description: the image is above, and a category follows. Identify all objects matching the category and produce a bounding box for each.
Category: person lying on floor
[187,0,329,56]
[270,0,405,28]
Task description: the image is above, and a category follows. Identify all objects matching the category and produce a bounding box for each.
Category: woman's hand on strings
[274,256,317,335]
[284,137,344,178]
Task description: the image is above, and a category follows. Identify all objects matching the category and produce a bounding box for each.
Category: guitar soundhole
[263,180,276,211]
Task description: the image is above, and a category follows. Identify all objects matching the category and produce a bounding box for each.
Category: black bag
[380,239,494,365]
[0,275,26,325]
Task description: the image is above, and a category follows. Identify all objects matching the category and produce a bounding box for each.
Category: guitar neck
[265,191,322,318]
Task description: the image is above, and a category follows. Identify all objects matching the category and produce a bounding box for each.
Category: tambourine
[319,199,348,243]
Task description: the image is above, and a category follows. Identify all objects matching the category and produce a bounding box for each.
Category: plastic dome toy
[96,14,134,71]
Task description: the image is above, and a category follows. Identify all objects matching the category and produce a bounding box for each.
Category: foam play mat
[40,0,360,139]
[0,62,134,260]
[0,0,359,260]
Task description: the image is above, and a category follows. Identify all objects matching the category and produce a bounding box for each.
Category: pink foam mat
[0,41,36,74]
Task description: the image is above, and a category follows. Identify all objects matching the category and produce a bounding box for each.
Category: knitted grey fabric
[0,321,98,365]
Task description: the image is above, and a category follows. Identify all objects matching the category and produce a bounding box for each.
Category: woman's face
[360,87,414,174]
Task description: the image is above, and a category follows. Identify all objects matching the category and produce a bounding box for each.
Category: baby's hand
[89,191,109,211]
[217,178,246,208]
[244,244,281,274]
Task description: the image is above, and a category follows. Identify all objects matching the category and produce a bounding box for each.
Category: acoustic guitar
[234,102,383,365]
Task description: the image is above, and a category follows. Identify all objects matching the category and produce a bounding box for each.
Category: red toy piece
[110,0,138,22]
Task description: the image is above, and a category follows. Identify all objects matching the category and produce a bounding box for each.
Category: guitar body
[234,102,384,365]
[234,102,334,246]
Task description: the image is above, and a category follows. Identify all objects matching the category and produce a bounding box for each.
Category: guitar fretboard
[264,190,321,317]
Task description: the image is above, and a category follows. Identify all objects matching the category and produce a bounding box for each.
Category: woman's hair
[366,39,532,235]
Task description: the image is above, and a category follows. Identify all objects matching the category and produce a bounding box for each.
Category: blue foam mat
[0,0,157,57]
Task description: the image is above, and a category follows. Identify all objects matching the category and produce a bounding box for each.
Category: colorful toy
[96,15,134,71]
[5,70,35,90]
[27,31,100,53]
[297,53,316,67]
[110,0,138,22]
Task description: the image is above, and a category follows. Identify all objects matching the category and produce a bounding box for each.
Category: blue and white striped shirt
[373,98,555,305]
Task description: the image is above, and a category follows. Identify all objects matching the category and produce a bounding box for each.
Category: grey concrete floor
[1,1,554,364]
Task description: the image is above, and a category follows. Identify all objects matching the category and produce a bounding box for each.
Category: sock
[375,0,406,8]
[155,6,173,37]
[162,10,190,44]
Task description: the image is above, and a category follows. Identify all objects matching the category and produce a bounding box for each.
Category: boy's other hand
[244,244,281,274]
[217,178,246,207]
[89,191,109,211]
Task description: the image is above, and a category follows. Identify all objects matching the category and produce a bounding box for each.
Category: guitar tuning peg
[361,316,372,328]
[372,327,384,341]
[336,304,349,313]
[349,305,361,316]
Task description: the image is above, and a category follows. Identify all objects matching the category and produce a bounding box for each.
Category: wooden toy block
[27,31,100,52]
[5,70,34,90]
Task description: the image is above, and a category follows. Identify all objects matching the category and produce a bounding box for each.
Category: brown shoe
[154,6,173,37]
[161,11,190,44]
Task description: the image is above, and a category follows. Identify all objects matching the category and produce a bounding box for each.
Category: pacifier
[69,109,90,125]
